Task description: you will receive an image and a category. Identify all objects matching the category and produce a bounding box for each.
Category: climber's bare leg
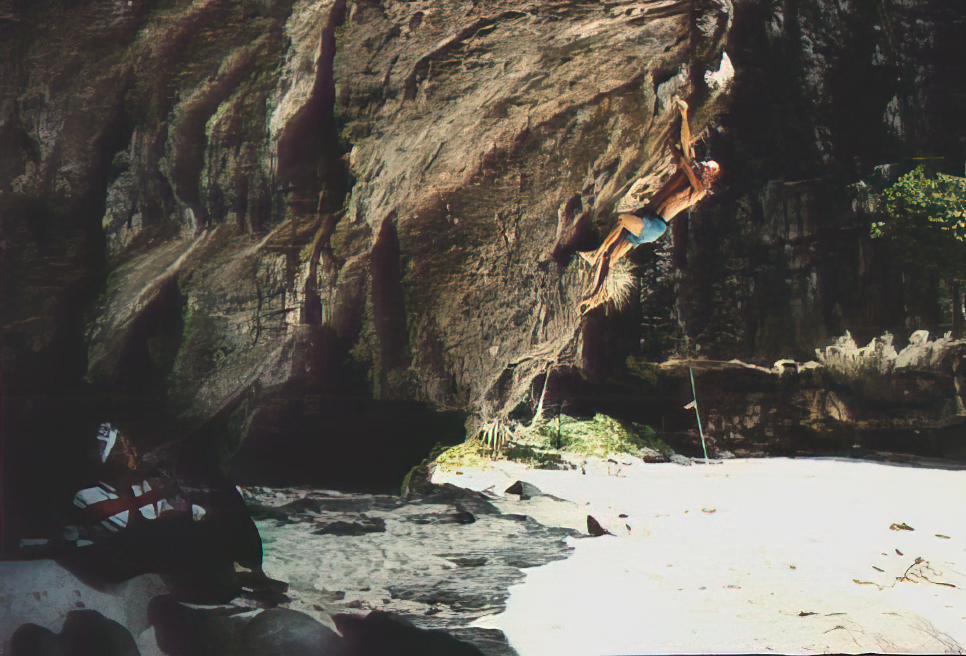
[617,213,645,237]
[582,251,611,311]
[609,237,635,265]
[582,257,614,313]
[582,215,644,303]
[578,227,621,265]
[596,214,644,261]
[581,242,636,315]
[579,214,643,266]
[578,237,612,267]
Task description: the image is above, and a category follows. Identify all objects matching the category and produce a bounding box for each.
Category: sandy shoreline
[250,484,576,655]
[434,456,966,655]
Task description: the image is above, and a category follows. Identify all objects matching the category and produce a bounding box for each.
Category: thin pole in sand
[688,366,709,464]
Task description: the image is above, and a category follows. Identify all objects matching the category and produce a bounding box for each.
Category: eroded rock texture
[1,0,732,524]
[652,0,966,363]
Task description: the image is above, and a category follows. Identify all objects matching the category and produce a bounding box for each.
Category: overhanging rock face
[325,0,734,423]
[2,0,732,475]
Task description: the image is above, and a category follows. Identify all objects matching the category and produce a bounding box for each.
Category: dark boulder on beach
[148,594,346,656]
[11,611,139,656]
[241,609,347,656]
[334,611,484,656]
[10,624,62,656]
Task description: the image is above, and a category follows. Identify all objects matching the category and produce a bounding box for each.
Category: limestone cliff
[7,0,963,527]
[1,0,732,511]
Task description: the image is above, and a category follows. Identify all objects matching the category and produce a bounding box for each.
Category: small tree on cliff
[871,166,966,337]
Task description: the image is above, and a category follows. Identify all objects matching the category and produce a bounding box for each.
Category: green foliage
[524,414,650,458]
[501,444,568,469]
[435,436,493,472]
[631,422,673,458]
[871,166,966,278]
[435,414,662,470]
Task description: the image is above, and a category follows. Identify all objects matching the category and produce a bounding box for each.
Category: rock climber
[578,97,720,313]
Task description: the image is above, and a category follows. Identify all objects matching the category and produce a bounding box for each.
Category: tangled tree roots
[480,419,514,456]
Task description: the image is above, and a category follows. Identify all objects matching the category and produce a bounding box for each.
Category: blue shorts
[624,214,668,246]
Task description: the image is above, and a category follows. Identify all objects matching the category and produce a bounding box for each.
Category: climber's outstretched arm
[677,97,694,162]
[673,97,705,197]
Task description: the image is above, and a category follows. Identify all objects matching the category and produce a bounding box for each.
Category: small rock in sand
[452,504,476,524]
[313,518,387,536]
[505,481,542,500]
[586,516,614,537]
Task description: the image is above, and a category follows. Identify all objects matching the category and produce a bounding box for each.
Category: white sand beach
[434,457,966,655]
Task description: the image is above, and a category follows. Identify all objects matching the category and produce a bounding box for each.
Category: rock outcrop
[600,329,966,462]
